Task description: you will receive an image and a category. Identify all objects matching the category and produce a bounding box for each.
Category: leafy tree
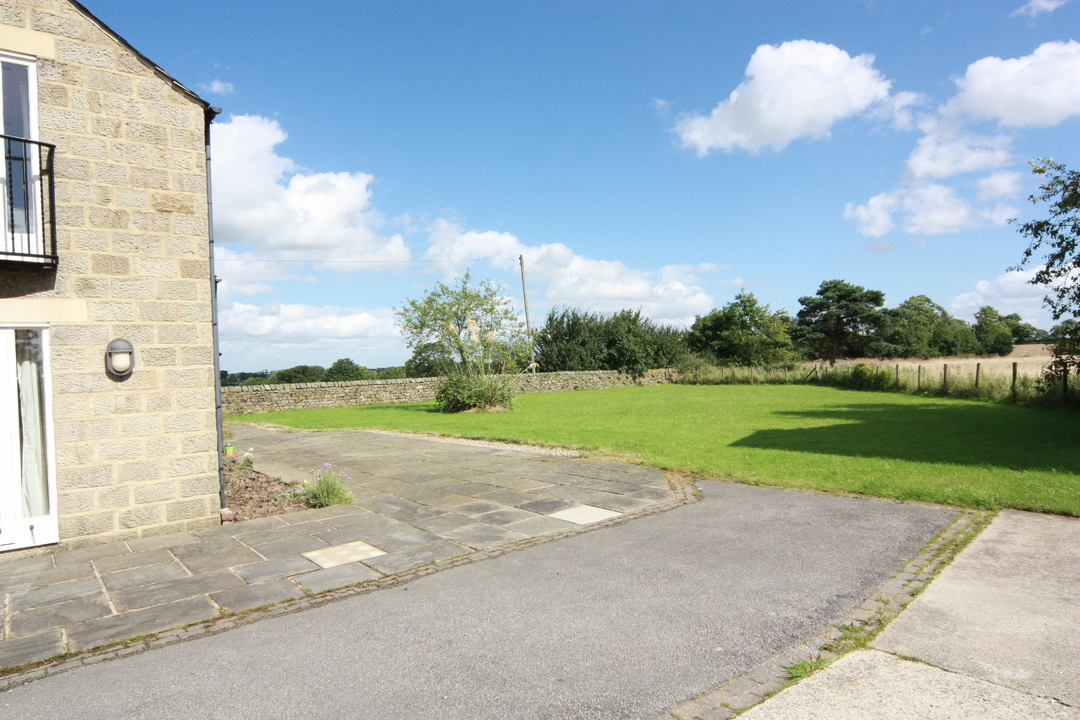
[268,365,326,384]
[324,358,376,382]
[794,280,887,365]
[534,307,605,372]
[688,291,795,366]
[377,366,407,379]
[973,306,1015,356]
[1013,159,1080,321]
[395,270,525,376]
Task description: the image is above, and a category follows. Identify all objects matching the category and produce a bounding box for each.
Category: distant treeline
[229,278,1062,384]
[220,359,407,386]
[525,280,1058,375]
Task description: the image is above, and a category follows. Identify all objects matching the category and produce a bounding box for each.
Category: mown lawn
[230,384,1080,515]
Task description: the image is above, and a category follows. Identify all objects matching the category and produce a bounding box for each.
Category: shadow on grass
[731,401,1080,473]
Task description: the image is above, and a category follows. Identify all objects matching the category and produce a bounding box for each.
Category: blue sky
[89,0,1080,371]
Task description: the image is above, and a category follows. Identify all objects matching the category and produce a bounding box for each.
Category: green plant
[296,463,354,507]
[435,372,515,412]
[242,448,254,468]
[785,655,832,682]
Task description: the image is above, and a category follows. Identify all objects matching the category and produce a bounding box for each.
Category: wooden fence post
[895,364,900,388]
[975,362,981,392]
[943,363,949,394]
[1012,362,1018,403]
[917,365,922,391]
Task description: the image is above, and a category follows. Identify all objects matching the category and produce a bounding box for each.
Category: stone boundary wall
[222,369,676,416]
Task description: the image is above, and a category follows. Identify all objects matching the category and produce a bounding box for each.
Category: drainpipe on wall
[204,106,225,513]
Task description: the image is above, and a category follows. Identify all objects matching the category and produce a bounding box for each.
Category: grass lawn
[230,384,1080,516]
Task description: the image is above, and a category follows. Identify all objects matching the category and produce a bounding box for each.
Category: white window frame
[0,50,43,264]
[0,323,58,551]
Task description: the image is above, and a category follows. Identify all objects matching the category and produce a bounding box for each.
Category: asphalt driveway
[0,480,954,720]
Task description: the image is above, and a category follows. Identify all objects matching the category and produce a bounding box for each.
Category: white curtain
[16,329,47,518]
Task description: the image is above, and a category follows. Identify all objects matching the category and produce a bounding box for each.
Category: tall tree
[1013,159,1080,321]
[795,280,887,365]
[973,306,1015,356]
[534,307,605,372]
[688,291,795,366]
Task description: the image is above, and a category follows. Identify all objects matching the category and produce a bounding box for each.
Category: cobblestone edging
[221,369,677,415]
[651,509,993,720]
[0,473,699,692]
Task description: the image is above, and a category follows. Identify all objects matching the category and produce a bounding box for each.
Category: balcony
[0,134,56,268]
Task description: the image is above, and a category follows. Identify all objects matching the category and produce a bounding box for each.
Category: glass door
[0,327,57,551]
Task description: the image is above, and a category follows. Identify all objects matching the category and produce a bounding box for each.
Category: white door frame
[0,324,58,551]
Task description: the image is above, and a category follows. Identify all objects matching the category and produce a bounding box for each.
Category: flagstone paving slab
[210,578,305,613]
[291,563,383,594]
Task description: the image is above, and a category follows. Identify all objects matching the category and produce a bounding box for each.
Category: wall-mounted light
[106,338,134,377]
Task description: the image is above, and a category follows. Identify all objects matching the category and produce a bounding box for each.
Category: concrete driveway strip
[872,509,1080,707]
[739,650,1080,720]
[0,482,954,720]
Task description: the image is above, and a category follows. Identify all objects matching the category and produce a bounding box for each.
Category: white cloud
[900,183,977,235]
[976,170,1024,201]
[945,40,1080,127]
[423,219,715,325]
[906,122,1012,178]
[1011,0,1070,18]
[198,79,235,95]
[220,300,399,341]
[675,40,892,154]
[211,115,409,268]
[845,192,898,237]
[949,268,1049,324]
[867,240,894,253]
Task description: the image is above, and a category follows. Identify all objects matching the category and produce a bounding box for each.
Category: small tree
[395,271,526,410]
[973,306,1015,356]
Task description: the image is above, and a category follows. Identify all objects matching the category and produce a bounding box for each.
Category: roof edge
[65,0,212,111]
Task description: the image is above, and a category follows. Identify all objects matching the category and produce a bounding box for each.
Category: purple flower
[323,463,332,469]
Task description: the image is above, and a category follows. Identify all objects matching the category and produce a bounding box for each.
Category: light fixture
[106,338,134,376]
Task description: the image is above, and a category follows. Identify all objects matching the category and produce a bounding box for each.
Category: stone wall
[222,369,676,416]
[0,0,220,549]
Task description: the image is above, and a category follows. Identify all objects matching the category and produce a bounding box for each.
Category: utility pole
[519,254,536,372]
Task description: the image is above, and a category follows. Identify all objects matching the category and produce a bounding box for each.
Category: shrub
[436,373,515,412]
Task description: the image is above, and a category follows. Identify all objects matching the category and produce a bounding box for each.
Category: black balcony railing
[0,134,56,268]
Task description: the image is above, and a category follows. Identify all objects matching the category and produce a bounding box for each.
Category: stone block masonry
[221,369,676,416]
[0,0,219,553]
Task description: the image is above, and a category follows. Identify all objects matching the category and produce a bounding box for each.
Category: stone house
[0,0,223,556]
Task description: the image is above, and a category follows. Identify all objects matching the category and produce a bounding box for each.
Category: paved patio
[0,424,684,672]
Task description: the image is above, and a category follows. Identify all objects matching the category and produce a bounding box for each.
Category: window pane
[15,329,48,517]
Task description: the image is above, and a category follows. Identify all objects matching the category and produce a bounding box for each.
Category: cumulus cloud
[945,40,1080,127]
[675,40,892,154]
[949,268,1049,323]
[218,301,404,370]
[198,79,235,95]
[845,40,1080,239]
[906,122,1012,178]
[844,192,898,237]
[423,219,716,325]
[211,115,409,268]
[976,170,1024,201]
[1011,0,1070,18]
[867,241,894,253]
